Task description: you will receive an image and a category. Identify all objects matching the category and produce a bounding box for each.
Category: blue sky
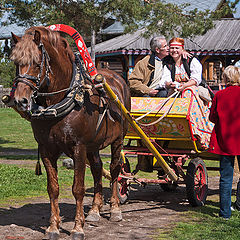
[235,3,240,17]
[230,0,240,17]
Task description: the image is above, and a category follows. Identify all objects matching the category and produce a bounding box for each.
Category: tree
[1,0,240,58]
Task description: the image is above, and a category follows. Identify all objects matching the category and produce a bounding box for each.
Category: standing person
[129,36,169,97]
[208,65,240,219]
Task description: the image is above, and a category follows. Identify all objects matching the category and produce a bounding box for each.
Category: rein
[135,90,180,127]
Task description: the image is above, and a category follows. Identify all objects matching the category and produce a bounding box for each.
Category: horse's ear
[33,30,41,45]
[11,33,21,44]
[62,38,75,63]
[62,38,68,49]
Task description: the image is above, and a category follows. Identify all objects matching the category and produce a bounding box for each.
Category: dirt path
[0,159,238,240]
[0,184,191,240]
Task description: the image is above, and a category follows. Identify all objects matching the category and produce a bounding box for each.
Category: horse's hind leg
[109,138,123,222]
[85,151,103,222]
[40,148,61,240]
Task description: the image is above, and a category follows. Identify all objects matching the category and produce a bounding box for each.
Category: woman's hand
[177,79,197,92]
[149,89,159,96]
[177,84,185,92]
[166,81,182,90]
[182,51,192,59]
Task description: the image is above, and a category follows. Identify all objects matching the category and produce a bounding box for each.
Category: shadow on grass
[188,200,219,218]
[0,144,38,160]
[0,137,15,145]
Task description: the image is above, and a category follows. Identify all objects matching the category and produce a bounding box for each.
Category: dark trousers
[143,88,168,98]
[219,155,240,218]
[155,88,168,97]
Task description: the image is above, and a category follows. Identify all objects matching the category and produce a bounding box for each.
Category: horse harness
[13,40,113,126]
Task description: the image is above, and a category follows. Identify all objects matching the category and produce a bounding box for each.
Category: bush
[0,59,15,88]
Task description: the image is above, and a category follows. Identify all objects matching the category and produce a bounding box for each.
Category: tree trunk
[90,29,96,65]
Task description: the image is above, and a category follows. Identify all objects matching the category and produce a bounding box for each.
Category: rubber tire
[186,157,208,207]
[117,157,131,204]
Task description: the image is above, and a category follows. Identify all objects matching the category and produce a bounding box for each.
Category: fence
[0,86,11,108]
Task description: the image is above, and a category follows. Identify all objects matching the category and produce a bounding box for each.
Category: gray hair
[150,37,166,52]
[222,65,240,86]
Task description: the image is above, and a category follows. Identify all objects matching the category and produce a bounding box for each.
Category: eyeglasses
[158,44,168,51]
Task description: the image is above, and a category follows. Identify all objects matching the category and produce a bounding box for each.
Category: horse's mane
[11,26,74,65]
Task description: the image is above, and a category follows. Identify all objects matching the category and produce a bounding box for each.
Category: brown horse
[10,26,130,240]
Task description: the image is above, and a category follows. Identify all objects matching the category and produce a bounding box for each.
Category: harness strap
[135,90,180,127]
[135,90,179,121]
[14,77,39,91]
[95,96,115,135]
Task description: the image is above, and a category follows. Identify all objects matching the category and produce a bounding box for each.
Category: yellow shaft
[102,80,178,182]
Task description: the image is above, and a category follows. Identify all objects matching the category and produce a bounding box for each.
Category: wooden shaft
[102,79,178,182]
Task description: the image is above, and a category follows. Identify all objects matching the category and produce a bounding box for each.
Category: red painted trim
[48,24,98,77]
[182,88,197,141]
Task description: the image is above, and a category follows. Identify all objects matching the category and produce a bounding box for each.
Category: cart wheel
[158,169,178,192]
[186,157,208,207]
[117,157,131,204]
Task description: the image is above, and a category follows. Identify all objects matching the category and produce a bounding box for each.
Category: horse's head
[10,26,75,113]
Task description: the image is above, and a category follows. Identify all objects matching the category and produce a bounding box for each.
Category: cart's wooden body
[117,90,217,206]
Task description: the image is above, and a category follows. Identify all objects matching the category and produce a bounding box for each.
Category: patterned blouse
[159,57,202,88]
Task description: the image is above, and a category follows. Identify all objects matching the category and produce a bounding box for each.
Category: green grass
[0,155,113,204]
[0,163,47,203]
[0,161,108,204]
[0,108,37,150]
[0,108,112,204]
[0,108,111,154]
[157,201,240,240]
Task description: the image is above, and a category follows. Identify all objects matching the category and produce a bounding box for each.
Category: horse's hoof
[71,231,85,240]
[110,210,122,222]
[85,211,101,222]
[44,231,60,240]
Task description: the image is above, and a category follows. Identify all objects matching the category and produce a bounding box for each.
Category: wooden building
[93,18,240,86]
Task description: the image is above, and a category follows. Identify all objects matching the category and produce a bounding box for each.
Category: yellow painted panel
[126,117,190,139]
[131,97,191,116]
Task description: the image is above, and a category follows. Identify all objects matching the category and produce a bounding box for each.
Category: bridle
[14,41,52,93]
[12,38,94,119]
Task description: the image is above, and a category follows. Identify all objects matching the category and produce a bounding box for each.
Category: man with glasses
[129,37,170,97]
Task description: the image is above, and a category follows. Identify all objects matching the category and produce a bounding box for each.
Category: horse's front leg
[71,147,86,240]
[85,151,103,222]
[40,149,61,240]
[110,138,123,222]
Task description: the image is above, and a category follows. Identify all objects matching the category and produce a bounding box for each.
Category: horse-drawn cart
[2,23,218,239]
[102,83,216,207]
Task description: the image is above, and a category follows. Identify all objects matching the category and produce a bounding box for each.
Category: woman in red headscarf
[161,37,213,150]
[161,37,205,93]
